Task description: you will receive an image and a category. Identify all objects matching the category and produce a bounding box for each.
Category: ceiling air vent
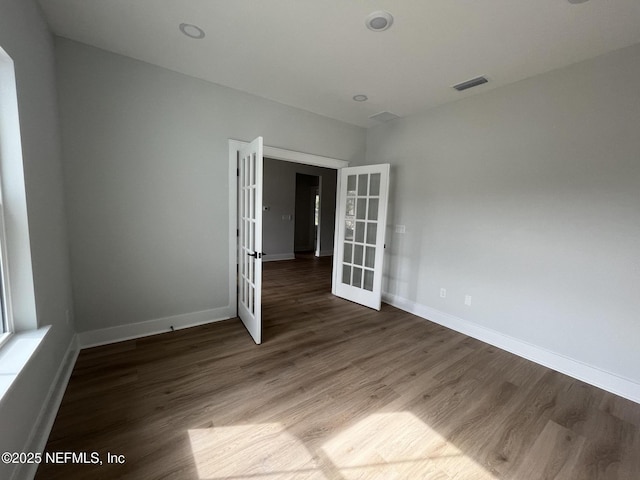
[369,111,400,123]
[453,76,488,92]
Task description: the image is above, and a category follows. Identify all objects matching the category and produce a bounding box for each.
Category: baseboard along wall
[262,253,296,262]
[382,292,640,405]
[78,306,234,349]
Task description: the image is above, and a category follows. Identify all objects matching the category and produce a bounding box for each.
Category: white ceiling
[38,0,640,128]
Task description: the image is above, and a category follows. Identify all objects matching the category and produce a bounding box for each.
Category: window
[0,280,5,335]
[0,44,28,346]
[0,206,11,341]
[0,57,12,344]
[0,45,46,402]
[0,256,5,335]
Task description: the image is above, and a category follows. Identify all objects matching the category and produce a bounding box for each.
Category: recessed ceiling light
[365,11,394,32]
[353,94,368,102]
[179,23,206,39]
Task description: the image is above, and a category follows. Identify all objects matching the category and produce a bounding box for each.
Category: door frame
[228,139,349,317]
[314,180,322,257]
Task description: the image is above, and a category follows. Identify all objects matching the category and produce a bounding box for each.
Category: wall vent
[453,76,488,92]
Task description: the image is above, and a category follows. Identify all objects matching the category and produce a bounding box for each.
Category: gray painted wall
[263,158,337,258]
[55,38,364,333]
[365,44,640,384]
[0,0,75,477]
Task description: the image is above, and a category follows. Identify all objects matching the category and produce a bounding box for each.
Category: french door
[237,137,263,344]
[332,164,390,310]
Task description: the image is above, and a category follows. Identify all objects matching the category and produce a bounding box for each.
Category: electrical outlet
[464,295,472,306]
[440,288,447,298]
[395,225,406,234]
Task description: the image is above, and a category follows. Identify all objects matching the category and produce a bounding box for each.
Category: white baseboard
[78,306,234,349]
[262,253,295,262]
[382,292,640,405]
[14,334,79,480]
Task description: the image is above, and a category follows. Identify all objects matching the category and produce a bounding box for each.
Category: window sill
[0,332,10,349]
[0,326,50,404]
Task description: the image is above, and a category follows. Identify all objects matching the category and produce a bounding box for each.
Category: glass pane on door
[358,174,368,196]
[356,198,367,219]
[363,270,374,291]
[353,267,363,288]
[342,265,351,284]
[368,198,379,221]
[355,222,365,243]
[347,175,357,196]
[369,173,381,196]
[365,246,375,268]
[343,243,353,263]
[354,244,364,266]
[366,223,377,245]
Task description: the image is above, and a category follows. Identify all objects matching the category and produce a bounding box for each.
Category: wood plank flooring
[37,256,640,479]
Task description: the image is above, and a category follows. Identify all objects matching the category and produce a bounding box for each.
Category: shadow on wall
[383,164,425,301]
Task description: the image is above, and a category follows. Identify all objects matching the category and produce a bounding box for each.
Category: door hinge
[237,168,240,177]
[237,229,239,237]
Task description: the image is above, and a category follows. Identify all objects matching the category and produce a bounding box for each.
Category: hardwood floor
[37,256,640,479]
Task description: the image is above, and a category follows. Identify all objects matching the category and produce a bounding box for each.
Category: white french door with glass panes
[238,137,263,344]
[332,164,390,310]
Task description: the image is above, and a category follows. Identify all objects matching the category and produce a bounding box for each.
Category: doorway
[260,158,337,262]
[228,140,349,341]
[294,173,320,256]
[229,140,390,344]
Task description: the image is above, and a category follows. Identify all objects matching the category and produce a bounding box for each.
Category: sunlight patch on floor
[321,411,497,479]
[188,423,327,479]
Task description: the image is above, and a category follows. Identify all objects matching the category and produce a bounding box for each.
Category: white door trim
[315,179,322,257]
[228,139,349,317]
